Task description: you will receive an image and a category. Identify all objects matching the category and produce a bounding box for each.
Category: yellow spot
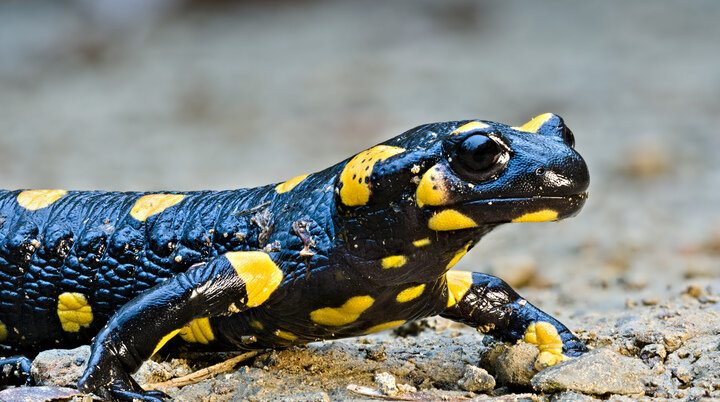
[512,209,559,223]
[446,270,474,308]
[17,189,67,211]
[310,295,375,326]
[274,329,298,341]
[226,251,284,307]
[339,145,406,206]
[130,194,185,222]
[413,238,431,248]
[365,320,406,334]
[57,292,93,332]
[179,317,215,344]
[251,320,264,330]
[446,242,472,270]
[523,321,568,368]
[0,321,6,342]
[519,113,554,134]
[153,329,181,356]
[450,121,490,135]
[381,255,407,269]
[428,210,478,231]
[275,173,310,194]
[396,284,426,303]
[416,164,449,207]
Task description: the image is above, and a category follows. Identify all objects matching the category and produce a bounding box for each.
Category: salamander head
[332,114,589,280]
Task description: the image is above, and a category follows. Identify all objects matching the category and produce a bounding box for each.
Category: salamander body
[0,114,589,400]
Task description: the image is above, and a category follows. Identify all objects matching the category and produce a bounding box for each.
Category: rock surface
[531,348,649,395]
[457,364,495,392]
[495,342,539,387]
[31,346,90,387]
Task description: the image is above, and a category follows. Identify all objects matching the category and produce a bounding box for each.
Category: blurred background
[1,0,718,319]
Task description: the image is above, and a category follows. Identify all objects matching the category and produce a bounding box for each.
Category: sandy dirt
[1,0,719,400]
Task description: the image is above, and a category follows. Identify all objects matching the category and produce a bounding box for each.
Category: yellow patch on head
[446,270,474,308]
[519,113,554,134]
[339,145,406,206]
[512,209,559,223]
[153,329,181,356]
[523,321,568,368]
[413,238,431,248]
[226,251,284,307]
[57,292,93,332]
[396,284,426,303]
[179,317,215,344]
[365,320,406,334]
[446,242,472,270]
[450,121,490,135]
[416,164,449,207]
[310,295,374,326]
[17,189,67,211]
[0,320,7,342]
[381,255,407,269]
[274,329,298,341]
[130,194,185,222]
[428,209,478,231]
[275,173,310,194]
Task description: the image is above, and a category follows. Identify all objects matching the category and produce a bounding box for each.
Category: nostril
[535,167,546,176]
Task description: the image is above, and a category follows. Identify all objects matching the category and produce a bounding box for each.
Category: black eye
[450,134,508,182]
[561,126,575,148]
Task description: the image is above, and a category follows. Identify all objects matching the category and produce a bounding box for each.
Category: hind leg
[440,271,587,368]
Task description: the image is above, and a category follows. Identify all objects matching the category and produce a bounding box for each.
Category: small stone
[397,383,417,393]
[550,390,598,401]
[457,364,495,392]
[31,346,90,387]
[684,284,704,299]
[375,371,398,396]
[531,348,649,395]
[641,297,660,306]
[495,342,539,387]
[640,344,667,363]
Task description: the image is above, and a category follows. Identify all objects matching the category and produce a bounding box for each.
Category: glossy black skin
[0,115,589,400]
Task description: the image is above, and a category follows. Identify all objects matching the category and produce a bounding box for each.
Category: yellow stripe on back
[17,189,67,211]
[365,320,406,334]
[428,210,478,231]
[226,251,284,307]
[179,317,215,344]
[275,174,310,194]
[130,194,185,222]
[512,209,558,223]
[57,292,93,332]
[519,113,553,133]
[450,121,490,135]
[310,295,375,326]
[396,284,426,303]
[339,145,406,206]
[446,270,474,308]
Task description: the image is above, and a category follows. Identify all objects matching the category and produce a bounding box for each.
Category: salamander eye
[450,134,509,182]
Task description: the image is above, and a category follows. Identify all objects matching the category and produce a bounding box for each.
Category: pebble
[531,348,649,395]
[374,371,398,396]
[457,364,495,392]
[31,346,90,387]
[495,342,539,387]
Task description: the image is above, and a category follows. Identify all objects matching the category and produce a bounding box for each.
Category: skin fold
[0,113,589,400]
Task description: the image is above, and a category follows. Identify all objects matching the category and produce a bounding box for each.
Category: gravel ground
[1,0,719,400]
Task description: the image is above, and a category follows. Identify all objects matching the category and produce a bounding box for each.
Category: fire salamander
[0,114,589,400]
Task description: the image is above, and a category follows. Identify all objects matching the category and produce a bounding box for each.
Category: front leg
[440,271,587,368]
[78,251,283,401]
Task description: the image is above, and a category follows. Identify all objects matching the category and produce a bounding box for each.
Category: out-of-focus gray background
[1,0,718,315]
